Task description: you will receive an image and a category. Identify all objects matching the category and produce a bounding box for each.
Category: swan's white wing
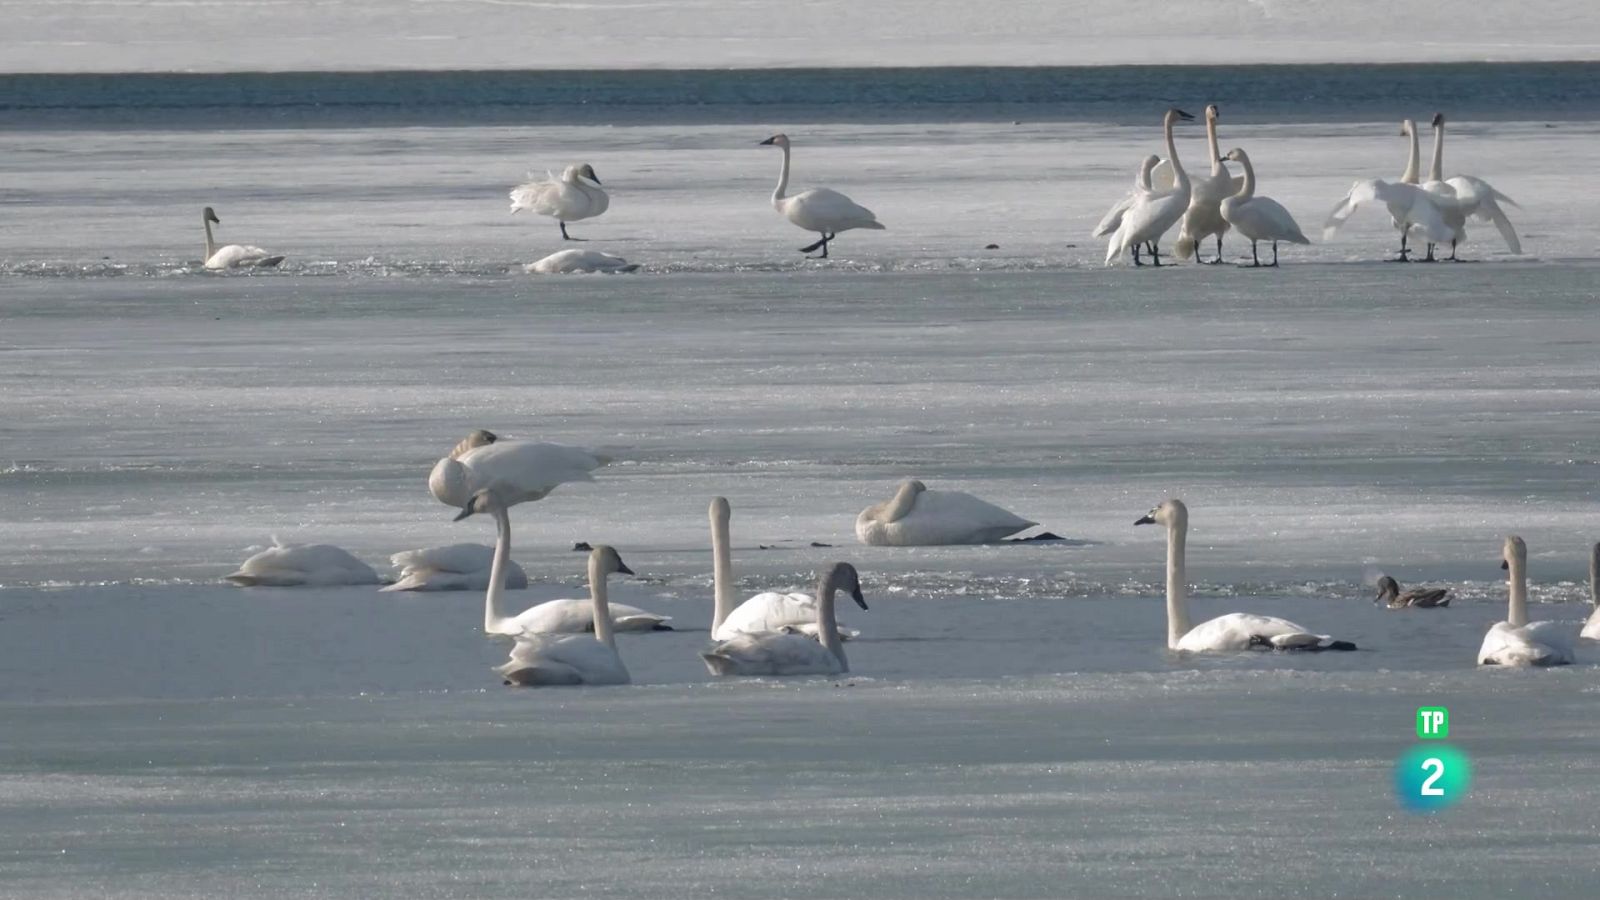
[1581,607,1600,641]
[1176,613,1349,653]
[390,543,495,573]
[1323,179,1379,238]
[1447,176,1521,253]
[206,244,283,269]
[1148,160,1177,192]
[1478,621,1575,667]
[701,631,842,677]
[862,489,1036,546]
[713,591,855,640]
[1228,197,1311,244]
[499,634,630,685]
[786,187,884,232]
[432,440,610,508]
[1093,193,1137,238]
[508,598,670,634]
[226,542,378,587]
[1108,189,1189,261]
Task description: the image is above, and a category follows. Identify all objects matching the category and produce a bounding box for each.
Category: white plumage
[1093,154,1162,239]
[381,543,528,592]
[495,597,671,635]
[201,207,283,270]
[759,133,884,259]
[855,479,1036,547]
[225,538,379,587]
[428,430,609,513]
[509,163,609,240]
[524,249,638,274]
[493,545,636,686]
[1217,147,1310,267]
[1105,108,1195,267]
[707,497,857,641]
[701,562,867,677]
[1478,536,1575,667]
[1173,104,1244,263]
[1415,114,1522,260]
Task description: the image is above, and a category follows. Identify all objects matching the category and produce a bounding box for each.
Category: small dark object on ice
[572,541,593,552]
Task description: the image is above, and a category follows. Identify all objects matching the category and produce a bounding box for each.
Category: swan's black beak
[616,561,635,576]
[851,587,868,610]
[1500,559,1510,571]
[1176,109,1195,120]
[588,173,602,185]
[758,137,776,146]
[452,507,474,522]
[1134,515,1156,526]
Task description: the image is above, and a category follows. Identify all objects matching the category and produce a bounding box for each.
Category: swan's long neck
[1590,544,1599,607]
[203,214,217,260]
[1506,553,1528,628]
[1165,518,1192,649]
[771,145,791,208]
[590,554,616,649]
[1164,117,1190,190]
[1401,126,1421,184]
[1428,121,1446,183]
[711,507,735,633]
[882,482,920,524]
[484,506,513,634]
[1233,154,1256,201]
[1137,160,1156,191]
[815,571,847,671]
[1206,116,1223,177]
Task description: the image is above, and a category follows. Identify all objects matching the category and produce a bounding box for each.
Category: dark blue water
[2,63,1597,129]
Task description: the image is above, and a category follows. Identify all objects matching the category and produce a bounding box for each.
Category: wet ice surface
[5,118,1600,897]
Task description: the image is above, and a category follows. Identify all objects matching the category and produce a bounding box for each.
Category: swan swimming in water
[496,545,637,686]
[1217,148,1311,267]
[226,537,379,587]
[524,249,638,274]
[509,164,609,241]
[1323,122,1453,261]
[1374,575,1450,608]
[701,562,868,677]
[1172,104,1244,264]
[708,497,857,641]
[1417,113,1522,261]
[201,207,284,270]
[759,133,885,259]
[1581,542,1600,641]
[1135,499,1357,652]
[1093,154,1162,241]
[428,429,609,515]
[856,479,1037,546]
[1105,108,1194,267]
[1478,536,1575,666]
[381,543,528,592]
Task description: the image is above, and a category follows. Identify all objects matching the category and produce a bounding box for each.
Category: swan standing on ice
[201,207,284,270]
[1135,499,1357,652]
[1478,536,1574,666]
[759,133,885,259]
[708,497,857,640]
[509,164,609,241]
[381,543,528,592]
[1105,108,1194,267]
[1581,542,1600,641]
[1323,122,1452,261]
[701,562,868,677]
[496,545,637,686]
[1173,104,1243,264]
[1374,575,1450,608]
[1217,148,1311,267]
[855,479,1038,546]
[524,249,638,274]
[1093,154,1162,242]
[428,429,609,515]
[226,538,379,587]
[1419,113,1522,261]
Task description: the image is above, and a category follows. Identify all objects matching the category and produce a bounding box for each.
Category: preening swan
[1093,154,1162,239]
[1419,113,1522,261]
[201,207,284,270]
[1323,122,1453,260]
[856,479,1038,546]
[381,543,527,592]
[496,545,636,686]
[708,496,858,641]
[1105,108,1194,267]
[524,249,638,274]
[225,537,379,587]
[759,133,885,259]
[1375,575,1450,608]
[1135,499,1357,652]
[1478,536,1574,666]
[428,429,609,514]
[1217,147,1311,267]
[1173,104,1244,264]
[701,562,868,677]
[509,164,609,241]
[1581,542,1600,641]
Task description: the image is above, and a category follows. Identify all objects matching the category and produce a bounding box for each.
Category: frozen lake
[4,71,1600,897]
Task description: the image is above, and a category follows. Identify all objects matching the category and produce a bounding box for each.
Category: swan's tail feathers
[380,573,427,592]
[1173,234,1198,260]
[256,256,285,268]
[1323,193,1360,239]
[1492,187,1522,211]
[1481,199,1522,254]
[699,651,738,676]
[224,571,260,586]
[862,220,886,230]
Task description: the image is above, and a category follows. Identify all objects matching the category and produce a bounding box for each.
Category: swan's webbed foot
[1421,244,1438,263]
[800,233,833,258]
[559,222,587,242]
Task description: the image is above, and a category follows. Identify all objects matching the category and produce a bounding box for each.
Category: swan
[855,479,1038,546]
[225,537,379,587]
[1217,148,1311,267]
[1374,575,1450,608]
[1478,536,1574,666]
[1093,154,1162,239]
[428,429,609,514]
[759,133,884,259]
[509,164,609,241]
[1135,499,1357,652]
[201,207,284,270]
[1419,113,1522,261]
[701,562,868,677]
[708,497,858,641]
[1173,104,1244,264]
[1104,108,1194,267]
[380,543,528,592]
[1323,122,1453,260]
[524,249,638,274]
[1581,542,1600,640]
[496,545,636,686]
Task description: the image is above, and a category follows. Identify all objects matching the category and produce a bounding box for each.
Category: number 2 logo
[1420,757,1445,796]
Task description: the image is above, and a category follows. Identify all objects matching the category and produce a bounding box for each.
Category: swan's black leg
[799,234,828,255]
[1131,243,1143,267]
[1393,232,1410,262]
[1423,243,1437,263]
[1213,234,1224,264]
[1150,242,1162,267]
[1270,241,1279,267]
[1247,240,1260,267]
[1449,239,1460,262]
[560,221,582,241]
[1145,240,1157,257]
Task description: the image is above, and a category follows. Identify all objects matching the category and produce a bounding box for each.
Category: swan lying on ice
[708,497,858,641]
[856,479,1037,546]
[382,543,528,592]
[523,249,638,274]
[497,545,637,686]
[226,538,379,587]
[509,164,609,241]
[1478,536,1574,666]
[701,562,867,677]
[201,207,284,269]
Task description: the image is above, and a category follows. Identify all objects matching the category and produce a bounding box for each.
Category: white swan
[225,537,379,587]
[1581,542,1600,641]
[201,207,284,270]
[1374,575,1450,609]
[1135,499,1357,652]
[509,164,609,241]
[759,133,885,259]
[701,562,867,677]
[1105,108,1194,267]
[524,249,638,274]
[428,429,609,514]
[708,497,857,641]
[1093,154,1162,239]
[1173,104,1244,263]
[855,479,1037,546]
[1323,122,1453,260]
[1419,113,1522,260]
[1478,536,1574,666]
[380,543,528,592]
[496,545,635,686]
[1217,148,1311,267]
